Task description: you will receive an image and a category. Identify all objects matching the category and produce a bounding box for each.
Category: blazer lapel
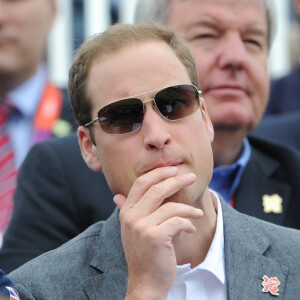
[222,201,288,299]
[83,208,128,300]
[235,145,291,226]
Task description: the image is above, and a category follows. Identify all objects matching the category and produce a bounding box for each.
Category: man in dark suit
[0,0,75,166]
[0,0,75,241]
[3,0,300,275]
[9,23,300,299]
[134,0,300,222]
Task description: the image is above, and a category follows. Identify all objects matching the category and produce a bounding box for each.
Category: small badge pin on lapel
[262,275,280,296]
[262,194,283,214]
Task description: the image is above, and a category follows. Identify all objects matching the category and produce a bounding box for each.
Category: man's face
[167,0,269,137]
[0,0,55,80]
[79,41,214,205]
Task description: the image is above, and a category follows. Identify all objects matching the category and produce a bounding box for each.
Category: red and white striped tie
[0,103,17,234]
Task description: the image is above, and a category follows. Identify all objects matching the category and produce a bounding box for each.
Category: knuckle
[134,176,147,188]
[118,210,126,222]
[149,184,163,195]
[122,213,136,230]
[163,202,178,212]
[144,229,160,247]
[133,220,145,236]
[172,216,187,226]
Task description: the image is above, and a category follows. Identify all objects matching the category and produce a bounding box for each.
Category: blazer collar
[235,143,291,226]
[221,199,288,299]
[83,201,290,299]
[84,208,128,300]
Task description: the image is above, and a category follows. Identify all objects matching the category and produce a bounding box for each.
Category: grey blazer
[9,199,300,299]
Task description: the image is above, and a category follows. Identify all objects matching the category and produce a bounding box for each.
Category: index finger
[121,166,178,211]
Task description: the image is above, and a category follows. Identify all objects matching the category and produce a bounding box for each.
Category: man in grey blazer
[9,23,300,299]
[3,0,300,277]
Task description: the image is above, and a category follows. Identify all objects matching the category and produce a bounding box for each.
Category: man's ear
[200,97,214,143]
[77,126,102,171]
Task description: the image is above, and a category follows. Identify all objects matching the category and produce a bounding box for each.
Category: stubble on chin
[162,188,189,206]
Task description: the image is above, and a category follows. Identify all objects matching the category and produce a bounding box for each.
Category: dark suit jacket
[0,134,115,273]
[235,136,300,228]
[1,134,300,273]
[252,112,300,152]
[265,65,300,115]
[9,201,300,299]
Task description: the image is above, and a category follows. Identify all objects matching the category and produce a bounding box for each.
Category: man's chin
[212,116,252,131]
[162,189,189,206]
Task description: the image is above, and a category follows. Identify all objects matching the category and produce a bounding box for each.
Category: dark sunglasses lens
[98,98,144,134]
[155,85,199,120]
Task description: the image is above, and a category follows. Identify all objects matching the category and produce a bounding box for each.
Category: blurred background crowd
[49,0,299,89]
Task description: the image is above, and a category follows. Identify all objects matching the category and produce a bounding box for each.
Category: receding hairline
[85,39,185,98]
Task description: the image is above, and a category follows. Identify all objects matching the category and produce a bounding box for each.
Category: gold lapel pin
[262,194,283,214]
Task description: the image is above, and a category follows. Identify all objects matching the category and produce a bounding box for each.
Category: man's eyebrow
[244,26,267,39]
[186,18,267,38]
[186,19,218,31]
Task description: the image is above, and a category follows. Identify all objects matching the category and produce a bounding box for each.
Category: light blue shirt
[6,64,48,167]
[209,138,251,204]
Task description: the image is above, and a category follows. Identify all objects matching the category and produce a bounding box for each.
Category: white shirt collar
[198,190,225,283]
[167,191,226,300]
[175,190,225,283]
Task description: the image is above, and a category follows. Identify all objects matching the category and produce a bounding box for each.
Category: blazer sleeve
[0,136,115,273]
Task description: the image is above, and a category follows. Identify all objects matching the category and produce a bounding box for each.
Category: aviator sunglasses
[84,84,202,135]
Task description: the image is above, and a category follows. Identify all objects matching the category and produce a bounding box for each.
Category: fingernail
[195,208,203,216]
[184,172,196,180]
[168,166,177,174]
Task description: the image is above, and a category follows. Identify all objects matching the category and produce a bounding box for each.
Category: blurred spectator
[265,0,300,115]
[135,0,300,226]
[0,0,75,242]
[0,134,115,273]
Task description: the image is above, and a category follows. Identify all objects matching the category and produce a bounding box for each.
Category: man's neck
[212,129,245,167]
[0,66,38,97]
[173,189,218,268]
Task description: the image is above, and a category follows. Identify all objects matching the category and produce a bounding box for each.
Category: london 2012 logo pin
[262,275,280,296]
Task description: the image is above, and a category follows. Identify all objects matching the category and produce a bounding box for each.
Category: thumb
[113,194,127,209]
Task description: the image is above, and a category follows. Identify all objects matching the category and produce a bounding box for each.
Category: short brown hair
[68,23,199,127]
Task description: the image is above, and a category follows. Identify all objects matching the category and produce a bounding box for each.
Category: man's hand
[113,166,203,300]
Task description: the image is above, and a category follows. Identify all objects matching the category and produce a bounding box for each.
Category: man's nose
[141,103,172,150]
[217,32,248,71]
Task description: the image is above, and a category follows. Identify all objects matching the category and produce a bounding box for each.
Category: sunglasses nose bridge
[141,98,164,122]
[142,98,155,105]
[142,98,156,112]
